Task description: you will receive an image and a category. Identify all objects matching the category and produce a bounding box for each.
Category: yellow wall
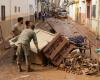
[75,0,79,21]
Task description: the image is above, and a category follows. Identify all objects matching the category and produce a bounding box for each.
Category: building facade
[0,0,38,21]
[69,0,76,20]
[79,0,86,24]
[91,0,100,38]
[68,0,79,21]
[68,0,100,38]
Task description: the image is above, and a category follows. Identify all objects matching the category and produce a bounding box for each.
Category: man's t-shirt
[17,29,37,47]
[12,23,24,36]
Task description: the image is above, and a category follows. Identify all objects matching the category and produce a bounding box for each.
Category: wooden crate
[31,51,45,65]
[52,44,77,66]
[43,35,68,60]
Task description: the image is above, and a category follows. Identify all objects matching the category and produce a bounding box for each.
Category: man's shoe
[18,68,23,72]
[17,65,23,72]
[27,68,34,72]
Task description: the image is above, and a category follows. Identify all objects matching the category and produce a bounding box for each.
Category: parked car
[58,10,68,19]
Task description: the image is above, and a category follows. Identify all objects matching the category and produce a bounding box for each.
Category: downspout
[27,0,29,20]
[97,0,100,40]
[10,0,12,26]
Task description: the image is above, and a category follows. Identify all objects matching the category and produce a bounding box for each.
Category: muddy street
[0,19,100,80]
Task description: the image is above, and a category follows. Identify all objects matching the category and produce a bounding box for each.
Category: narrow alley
[0,18,100,80]
[0,0,100,80]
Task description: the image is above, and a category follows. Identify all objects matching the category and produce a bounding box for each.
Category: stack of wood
[43,34,77,66]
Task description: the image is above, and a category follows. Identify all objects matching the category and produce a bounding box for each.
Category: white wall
[53,0,60,7]
[28,0,37,15]
[37,1,41,12]
[69,4,76,20]
[91,0,99,33]
[59,0,64,8]
[0,0,10,21]
[79,0,86,13]
[0,0,38,39]
[0,0,37,21]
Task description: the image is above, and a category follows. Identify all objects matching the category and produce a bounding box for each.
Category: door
[1,5,5,21]
[87,5,91,26]
[87,5,90,18]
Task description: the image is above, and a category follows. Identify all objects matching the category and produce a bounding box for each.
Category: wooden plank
[44,35,67,59]
[43,34,61,58]
[52,54,63,66]
[52,43,77,66]
[52,43,69,66]
[31,52,44,65]
[43,33,60,52]
[50,37,68,59]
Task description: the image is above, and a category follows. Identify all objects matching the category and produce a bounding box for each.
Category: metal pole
[27,0,29,20]
[10,0,12,26]
[97,1,100,40]
[67,0,70,24]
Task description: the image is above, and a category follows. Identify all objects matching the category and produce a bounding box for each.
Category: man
[12,17,24,37]
[25,21,33,29]
[35,11,37,22]
[11,17,24,62]
[39,12,42,20]
[16,25,39,72]
[41,12,45,22]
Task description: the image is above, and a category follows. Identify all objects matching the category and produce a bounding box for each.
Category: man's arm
[12,26,19,37]
[32,33,39,53]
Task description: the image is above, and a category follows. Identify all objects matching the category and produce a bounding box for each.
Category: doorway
[1,5,6,21]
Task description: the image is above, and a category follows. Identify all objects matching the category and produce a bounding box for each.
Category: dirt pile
[60,51,99,75]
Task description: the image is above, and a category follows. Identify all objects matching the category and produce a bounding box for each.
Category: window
[87,6,90,18]
[1,5,5,21]
[15,6,17,13]
[92,5,96,18]
[18,7,20,12]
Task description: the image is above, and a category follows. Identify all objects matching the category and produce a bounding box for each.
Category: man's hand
[35,42,40,53]
[37,48,40,53]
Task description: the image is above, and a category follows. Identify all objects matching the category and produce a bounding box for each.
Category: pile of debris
[43,33,99,75]
[60,51,99,75]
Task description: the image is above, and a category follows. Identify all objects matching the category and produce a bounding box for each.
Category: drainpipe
[67,0,70,24]
[10,0,12,26]
[27,0,29,20]
[97,0,100,40]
